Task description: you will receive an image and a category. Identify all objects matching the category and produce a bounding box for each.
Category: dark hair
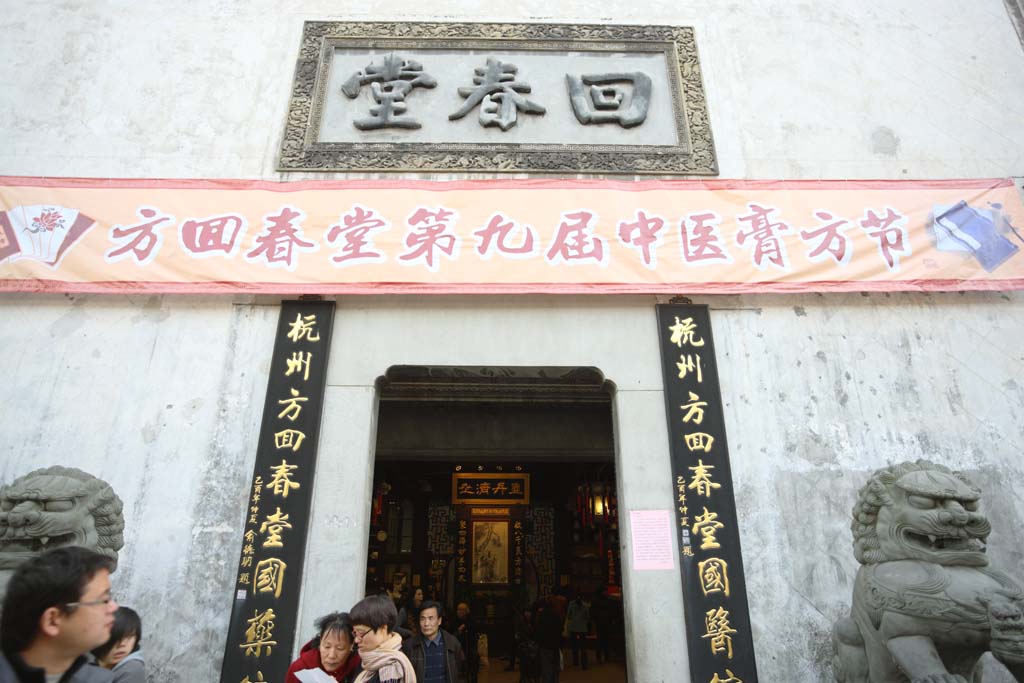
[349,595,396,632]
[407,587,425,608]
[92,607,142,661]
[315,611,353,644]
[418,600,443,621]
[1,546,115,654]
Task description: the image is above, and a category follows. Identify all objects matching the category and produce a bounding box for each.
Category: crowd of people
[0,546,612,683]
[286,586,614,683]
[286,592,478,683]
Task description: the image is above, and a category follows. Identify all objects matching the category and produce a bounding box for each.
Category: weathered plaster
[0,295,277,682]
[1,1,1023,179]
[1,291,1023,681]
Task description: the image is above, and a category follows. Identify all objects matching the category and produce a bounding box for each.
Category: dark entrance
[365,366,627,679]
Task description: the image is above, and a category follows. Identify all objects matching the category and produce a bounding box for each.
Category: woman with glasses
[350,595,417,683]
[286,612,362,683]
[90,607,144,683]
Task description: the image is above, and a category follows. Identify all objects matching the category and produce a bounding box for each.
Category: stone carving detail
[278,22,718,175]
[566,72,652,128]
[0,466,125,570]
[833,460,1024,683]
[341,54,437,130]
[450,57,546,131]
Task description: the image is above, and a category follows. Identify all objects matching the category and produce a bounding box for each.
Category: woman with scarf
[350,595,417,683]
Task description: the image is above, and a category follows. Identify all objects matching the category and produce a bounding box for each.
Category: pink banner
[1,176,1022,294]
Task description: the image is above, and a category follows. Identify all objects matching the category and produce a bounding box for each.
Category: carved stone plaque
[279,22,718,175]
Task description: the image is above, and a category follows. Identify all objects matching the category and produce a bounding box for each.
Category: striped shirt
[422,633,447,683]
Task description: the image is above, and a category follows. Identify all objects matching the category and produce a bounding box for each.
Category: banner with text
[2,176,1022,294]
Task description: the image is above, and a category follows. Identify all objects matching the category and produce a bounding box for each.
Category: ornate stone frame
[278,22,718,175]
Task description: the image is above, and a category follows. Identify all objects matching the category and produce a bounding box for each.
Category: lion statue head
[0,466,124,570]
[851,459,990,567]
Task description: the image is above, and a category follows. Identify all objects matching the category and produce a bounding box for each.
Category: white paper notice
[295,668,338,683]
[630,509,675,570]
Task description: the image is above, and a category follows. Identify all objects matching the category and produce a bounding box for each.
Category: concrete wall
[2,1,1024,682]
[0,295,277,679]
[2,291,1022,683]
[2,1,1023,180]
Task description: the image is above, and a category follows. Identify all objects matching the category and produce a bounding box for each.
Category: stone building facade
[2,2,1023,682]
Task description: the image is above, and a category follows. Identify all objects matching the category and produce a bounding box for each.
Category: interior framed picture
[472,520,509,584]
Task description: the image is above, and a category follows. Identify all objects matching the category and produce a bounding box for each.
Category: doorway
[365,366,627,681]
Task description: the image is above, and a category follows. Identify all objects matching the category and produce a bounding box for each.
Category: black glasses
[65,593,115,609]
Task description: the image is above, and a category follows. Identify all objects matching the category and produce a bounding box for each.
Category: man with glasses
[0,546,118,683]
[401,601,466,683]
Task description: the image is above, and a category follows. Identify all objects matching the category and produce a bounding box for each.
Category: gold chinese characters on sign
[452,473,530,505]
[659,305,757,681]
[226,304,332,683]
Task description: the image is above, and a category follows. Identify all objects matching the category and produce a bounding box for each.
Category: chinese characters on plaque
[456,518,469,586]
[656,304,758,683]
[453,471,530,588]
[220,301,335,683]
[279,22,717,174]
[342,53,648,132]
[451,473,530,505]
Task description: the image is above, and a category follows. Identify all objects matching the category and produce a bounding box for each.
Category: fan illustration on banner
[930,200,1023,272]
[0,205,96,268]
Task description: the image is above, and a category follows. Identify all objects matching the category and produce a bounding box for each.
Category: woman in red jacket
[285,612,362,683]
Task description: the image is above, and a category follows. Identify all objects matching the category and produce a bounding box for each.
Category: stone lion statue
[0,466,124,570]
[833,460,1024,683]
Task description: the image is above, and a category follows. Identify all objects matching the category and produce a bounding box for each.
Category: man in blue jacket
[401,601,466,683]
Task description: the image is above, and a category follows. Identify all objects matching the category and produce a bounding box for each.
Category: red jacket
[285,639,362,683]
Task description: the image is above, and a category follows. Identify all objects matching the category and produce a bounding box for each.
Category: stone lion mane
[850,459,976,565]
[1,465,125,565]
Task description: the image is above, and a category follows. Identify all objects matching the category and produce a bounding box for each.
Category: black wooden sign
[656,304,758,683]
[220,300,335,683]
[451,473,530,504]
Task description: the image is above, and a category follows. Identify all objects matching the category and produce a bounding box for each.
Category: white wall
[2,291,1022,682]
[0,295,277,680]
[1,1,1022,180]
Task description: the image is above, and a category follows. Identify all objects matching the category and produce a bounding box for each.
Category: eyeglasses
[65,593,116,609]
[352,627,372,640]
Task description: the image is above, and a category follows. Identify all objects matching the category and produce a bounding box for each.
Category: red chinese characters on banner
[106,207,175,265]
[326,205,389,267]
[179,213,248,258]
[398,206,461,271]
[735,204,790,271]
[245,206,317,271]
[618,210,667,269]
[799,211,853,266]
[474,213,538,259]
[90,201,929,277]
[860,207,911,271]
[546,210,607,266]
[680,211,732,266]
